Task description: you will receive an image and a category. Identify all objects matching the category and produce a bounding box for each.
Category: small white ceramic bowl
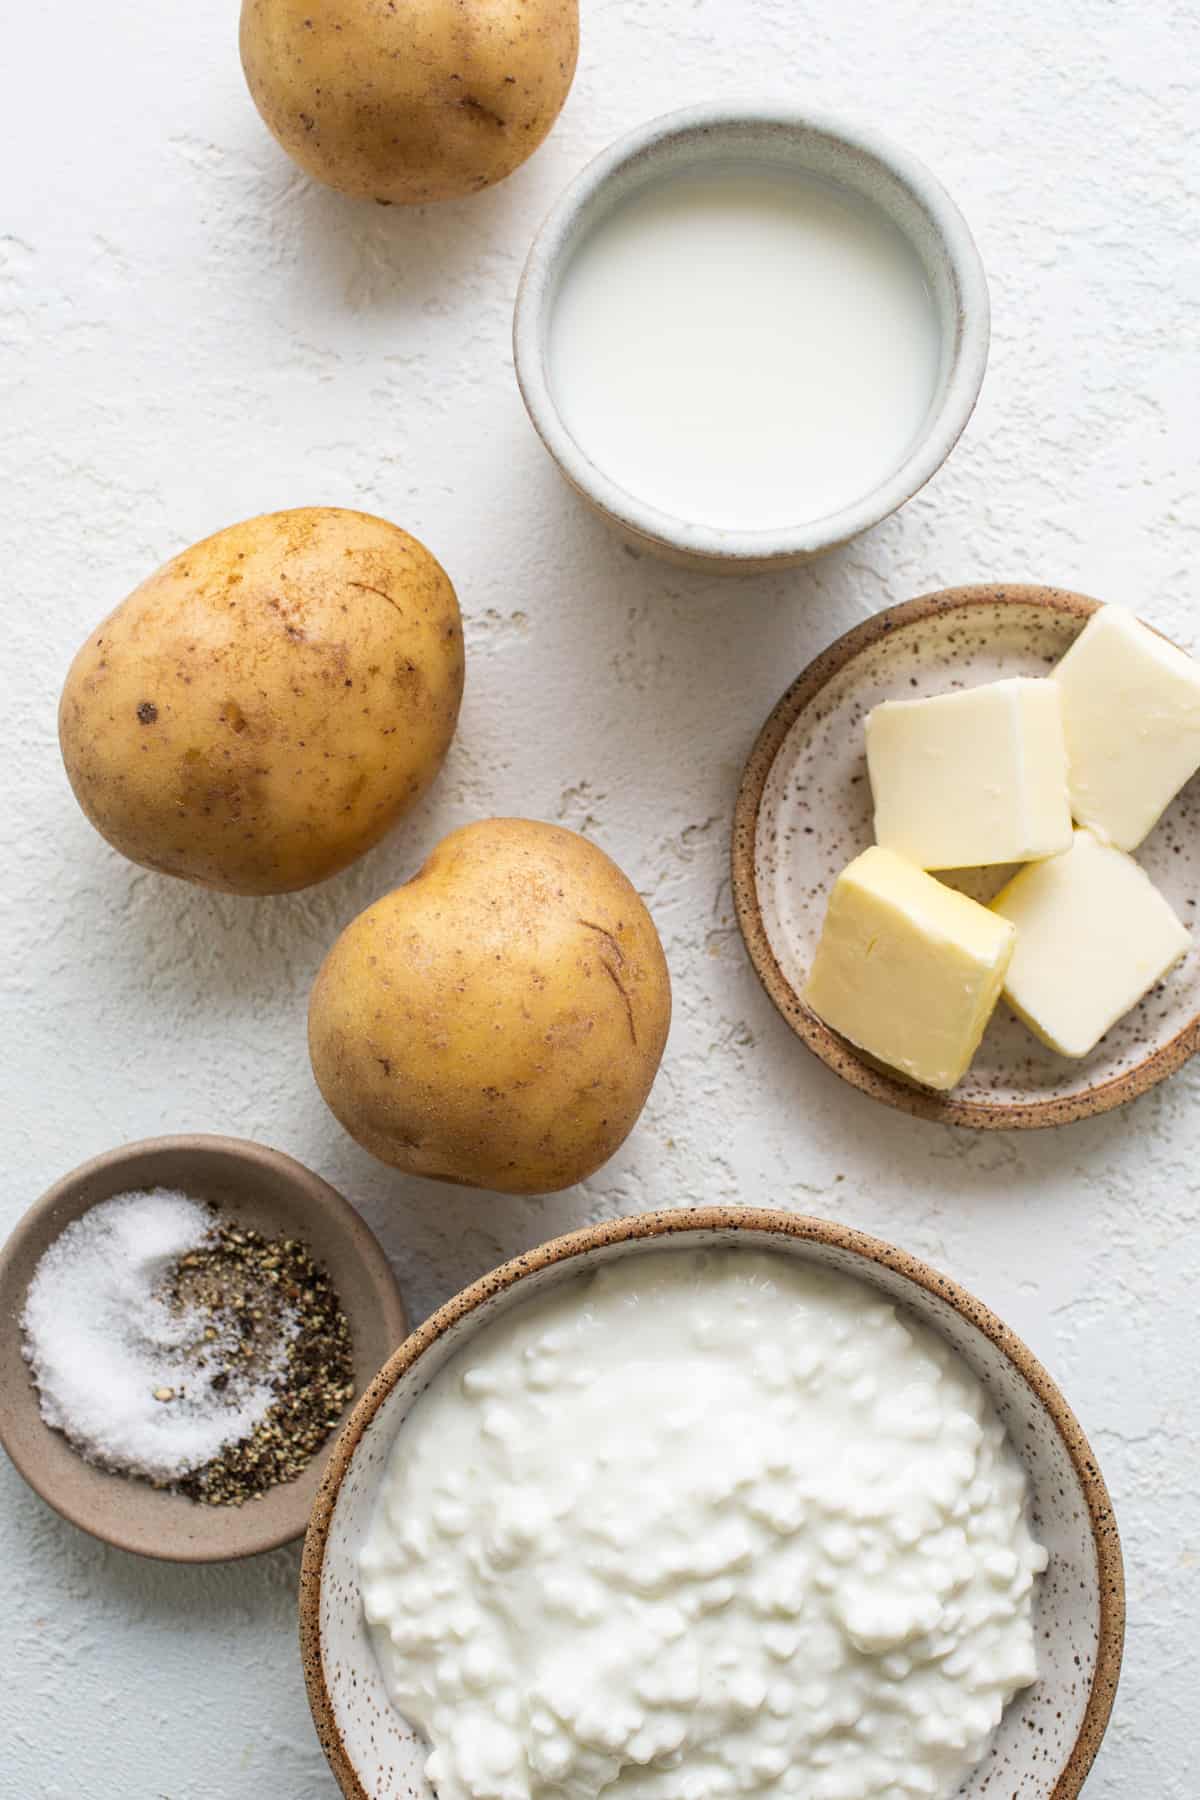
[301,1209,1123,1800]
[514,104,990,572]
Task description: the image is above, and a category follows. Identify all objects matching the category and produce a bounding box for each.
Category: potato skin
[239,0,579,205]
[59,508,464,896]
[308,819,672,1194]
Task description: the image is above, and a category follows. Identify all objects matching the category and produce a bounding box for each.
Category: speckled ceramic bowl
[513,103,989,571]
[0,1135,407,1562]
[733,584,1200,1127]
[301,1208,1123,1800]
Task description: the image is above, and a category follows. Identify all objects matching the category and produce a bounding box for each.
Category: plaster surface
[1,2,1196,1795]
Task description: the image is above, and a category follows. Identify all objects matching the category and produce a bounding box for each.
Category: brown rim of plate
[0,1134,408,1562]
[299,1205,1125,1800]
[731,582,1200,1129]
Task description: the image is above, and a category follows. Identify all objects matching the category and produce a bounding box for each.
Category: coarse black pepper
[163,1217,355,1507]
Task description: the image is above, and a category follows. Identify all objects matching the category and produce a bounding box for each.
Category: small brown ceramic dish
[301,1208,1124,1800]
[733,584,1200,1128]
[0,1135,407,1562]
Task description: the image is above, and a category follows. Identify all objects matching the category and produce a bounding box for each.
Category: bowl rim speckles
[513,102,990,572]
[0,1134,407,1563]
[299,1205,1125,1800]
[731,583,1200,1128]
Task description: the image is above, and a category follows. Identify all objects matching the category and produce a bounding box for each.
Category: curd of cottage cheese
[361,1250,1048,1800]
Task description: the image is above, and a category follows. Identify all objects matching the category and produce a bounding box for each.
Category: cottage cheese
[361,1250,1047,1800]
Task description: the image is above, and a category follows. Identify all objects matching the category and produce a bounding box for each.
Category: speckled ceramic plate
[0,1135,408,1562]
[300,1209,1123,1800]
[732,584,1200,1127]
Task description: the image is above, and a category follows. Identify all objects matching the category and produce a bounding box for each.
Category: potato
[59,508,464,896]
[239,0,579,205]
[308,819,671,1194]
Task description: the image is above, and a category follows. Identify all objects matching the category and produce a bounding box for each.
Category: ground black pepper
[164,1217,355,1507]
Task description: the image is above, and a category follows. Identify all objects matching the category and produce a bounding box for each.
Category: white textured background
[2,1,1197,1795]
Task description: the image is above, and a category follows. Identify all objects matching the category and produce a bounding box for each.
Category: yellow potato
[308,819,671,1194]
[59,507,464,895]
[239,0,579,205]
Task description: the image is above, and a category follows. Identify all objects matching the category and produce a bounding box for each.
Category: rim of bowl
[0,1133,408,1562]
[731,583,1200,1128]
[300,1205,1124,1800]
[513,101,991,566]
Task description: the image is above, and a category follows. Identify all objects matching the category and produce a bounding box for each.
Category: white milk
[548,165,941,533]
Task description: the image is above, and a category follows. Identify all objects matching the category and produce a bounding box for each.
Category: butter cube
[1052,605,1200,850]
[866,678,1072,870]
[991,828,1189,1058]
[803,847,1016,1091]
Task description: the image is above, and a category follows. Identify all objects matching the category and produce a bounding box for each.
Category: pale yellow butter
[866,677,1072,870]
[1052,605,1200,851]
[803,846,1016,1091]
[991,828,1190,1058]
